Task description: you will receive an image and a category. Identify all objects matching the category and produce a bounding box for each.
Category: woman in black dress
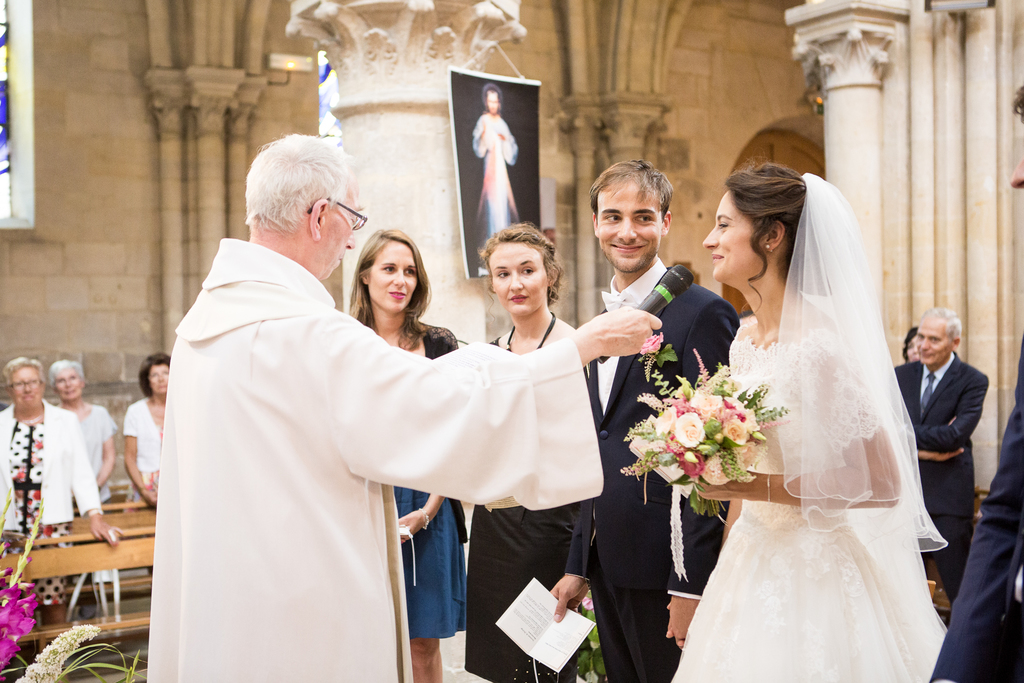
[351,230,466,683]
[465,224,580,683]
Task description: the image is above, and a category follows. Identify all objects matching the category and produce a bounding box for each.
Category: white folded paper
[495,578,596,672]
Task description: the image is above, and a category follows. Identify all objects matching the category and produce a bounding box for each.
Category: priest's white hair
[245,135,354,235]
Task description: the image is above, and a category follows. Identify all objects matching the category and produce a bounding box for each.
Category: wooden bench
[0,504,157,648]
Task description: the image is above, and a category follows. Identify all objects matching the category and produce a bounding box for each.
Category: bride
[672,163,947,681]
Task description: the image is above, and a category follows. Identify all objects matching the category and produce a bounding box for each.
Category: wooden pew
[0,507,156,648]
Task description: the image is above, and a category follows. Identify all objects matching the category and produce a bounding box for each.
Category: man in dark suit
[551,160,738,683]
[896,307,988,605]
[931,84,1024,683]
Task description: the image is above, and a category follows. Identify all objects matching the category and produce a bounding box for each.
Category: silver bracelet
[420,508,430,530]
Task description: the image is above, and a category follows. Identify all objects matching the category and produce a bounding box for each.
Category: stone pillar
[227,77,267,241]
[288,1,525,341]
[146,69,187,353]
[562,98,602,323]
[909,3,935,318]
[965,8,999,486]
[187,66,245,279]
[788,0,906,299]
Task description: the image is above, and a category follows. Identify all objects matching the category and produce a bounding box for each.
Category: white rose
[690,393,724,417]
[654,410,676,436]
[722,419,749,445]
[674,412,706,448]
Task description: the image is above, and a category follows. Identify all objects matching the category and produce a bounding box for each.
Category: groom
[552,160,739,683]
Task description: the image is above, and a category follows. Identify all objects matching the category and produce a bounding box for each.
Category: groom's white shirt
[147,239,603,683]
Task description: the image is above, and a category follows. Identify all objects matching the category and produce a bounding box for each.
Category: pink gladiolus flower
[640,333,664,356]
[582,596,594,611]
[0,585,36,677]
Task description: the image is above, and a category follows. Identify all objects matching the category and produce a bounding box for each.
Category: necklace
[17,412,43,425]
[507,312,557,352]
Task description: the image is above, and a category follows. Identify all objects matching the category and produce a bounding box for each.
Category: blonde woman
[464,224,578,683]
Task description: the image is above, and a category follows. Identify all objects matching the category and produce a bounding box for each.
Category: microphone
[598,265,695,363]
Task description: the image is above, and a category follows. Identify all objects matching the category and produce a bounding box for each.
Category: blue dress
[395,326,467,639]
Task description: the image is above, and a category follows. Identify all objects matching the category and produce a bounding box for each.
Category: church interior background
[0,0,1020,500]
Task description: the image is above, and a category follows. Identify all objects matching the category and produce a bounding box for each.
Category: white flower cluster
[17,625,101,683]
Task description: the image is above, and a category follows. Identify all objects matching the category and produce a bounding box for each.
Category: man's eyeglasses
[8,380,42,391]
[307,199,368,231]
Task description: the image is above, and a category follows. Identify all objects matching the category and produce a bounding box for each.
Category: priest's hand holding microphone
[569,265,695,366]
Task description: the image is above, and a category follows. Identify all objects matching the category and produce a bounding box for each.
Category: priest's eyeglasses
[307,199,368,231]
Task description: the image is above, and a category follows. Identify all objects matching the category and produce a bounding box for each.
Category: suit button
[599,430,608,440]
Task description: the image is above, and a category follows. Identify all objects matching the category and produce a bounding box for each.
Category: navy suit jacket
[895,357,988,518]
[565,284,738,593]
[933,338,1024,682]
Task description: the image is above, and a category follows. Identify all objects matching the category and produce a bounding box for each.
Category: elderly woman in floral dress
[1,357,120,624]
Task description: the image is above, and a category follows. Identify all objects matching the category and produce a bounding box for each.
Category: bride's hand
[700,475,769,502]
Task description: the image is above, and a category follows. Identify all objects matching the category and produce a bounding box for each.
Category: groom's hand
[666,596,699,649]
[551,574,589,623]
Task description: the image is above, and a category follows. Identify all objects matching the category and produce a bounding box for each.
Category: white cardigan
[0,402,102,527]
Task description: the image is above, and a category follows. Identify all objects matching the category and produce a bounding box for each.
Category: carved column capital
[228,75,268,143]
[786,0,908,92]
[186,66,247,137]
[598,94,670,162]
[145,68,187,139]
[288,1,526,114]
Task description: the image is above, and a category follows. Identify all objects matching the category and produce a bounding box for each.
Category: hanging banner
[449,67,541,278]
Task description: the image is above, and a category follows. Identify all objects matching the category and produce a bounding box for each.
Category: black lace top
[422,325,459,360]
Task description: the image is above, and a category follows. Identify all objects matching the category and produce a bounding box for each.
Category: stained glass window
[318,51,342,146]
[0,0,10,220]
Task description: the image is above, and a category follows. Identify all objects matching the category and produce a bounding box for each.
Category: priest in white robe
[147,134,659,682]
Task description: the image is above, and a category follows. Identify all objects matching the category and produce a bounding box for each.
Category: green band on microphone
[654,284,674,303]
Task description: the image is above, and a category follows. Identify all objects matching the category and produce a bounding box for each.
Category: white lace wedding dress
[672,336,946,683]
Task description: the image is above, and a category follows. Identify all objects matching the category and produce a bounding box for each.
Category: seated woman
[49,360,117,503]
[124,354,169,508]
[1,357,120,624]
[464,224,580,683]
[350,230,467,683]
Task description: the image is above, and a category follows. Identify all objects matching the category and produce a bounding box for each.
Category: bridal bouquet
[622,341,788,518]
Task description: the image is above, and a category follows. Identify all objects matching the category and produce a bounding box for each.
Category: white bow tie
[602,290,631,312]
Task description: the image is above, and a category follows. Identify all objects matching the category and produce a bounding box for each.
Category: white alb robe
[148,239,603,682]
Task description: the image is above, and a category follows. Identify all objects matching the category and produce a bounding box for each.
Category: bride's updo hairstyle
[724,162,806,285]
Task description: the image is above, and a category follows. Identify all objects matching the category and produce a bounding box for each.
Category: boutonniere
[640,333,677,381]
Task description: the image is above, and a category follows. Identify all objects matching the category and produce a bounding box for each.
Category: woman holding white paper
[465,224,580,683]
[351,230,466,683]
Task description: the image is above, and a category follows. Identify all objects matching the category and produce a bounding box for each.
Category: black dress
[464,329,580,683]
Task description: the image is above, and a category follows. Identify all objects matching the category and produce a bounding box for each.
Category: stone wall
[0,0,317,487]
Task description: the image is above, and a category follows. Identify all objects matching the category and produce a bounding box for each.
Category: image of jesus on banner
[473,82,519,240]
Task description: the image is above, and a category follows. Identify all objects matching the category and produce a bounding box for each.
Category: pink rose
[641,333,664,356]
[582,595,594,611]
[674,412,706,448]
[702,455,729,485]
